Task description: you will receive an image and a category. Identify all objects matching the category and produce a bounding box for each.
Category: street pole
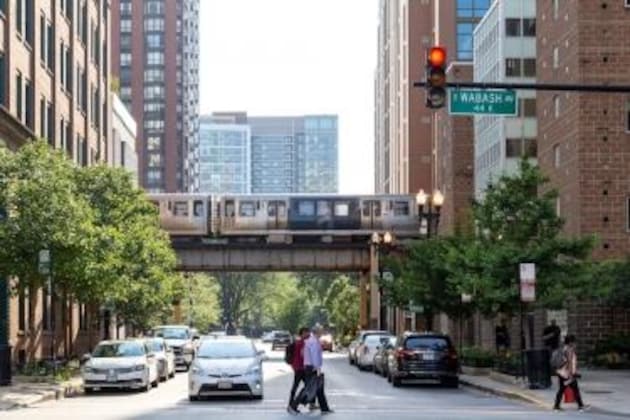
[0,207,10,385]
[520,301,525,381]
[50,249,56,377]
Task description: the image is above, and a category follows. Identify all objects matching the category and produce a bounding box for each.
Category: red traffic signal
[425,46,448,109]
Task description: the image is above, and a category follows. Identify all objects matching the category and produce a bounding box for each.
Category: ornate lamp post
[416,189,444,238]
[369,232,394,330]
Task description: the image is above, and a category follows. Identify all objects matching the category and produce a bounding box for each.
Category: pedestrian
[287,327,310,410]
[495,318,510,354]
[288,325,333,415]
[553,335,588,412]
[543,319,562,351]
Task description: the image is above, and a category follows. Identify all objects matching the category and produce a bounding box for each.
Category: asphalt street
[0,344,614,420]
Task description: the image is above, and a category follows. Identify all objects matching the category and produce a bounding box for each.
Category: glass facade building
[456,0,492,60]
[296,116,338,193]
[198,119,250,194]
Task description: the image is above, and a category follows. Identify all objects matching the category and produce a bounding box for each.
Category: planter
[461,366,492,376]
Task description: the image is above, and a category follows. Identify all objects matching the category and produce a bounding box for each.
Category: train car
[360,195,419,234]
[148,193,211,236]
[217,194,290,234]
[288,196,362,230]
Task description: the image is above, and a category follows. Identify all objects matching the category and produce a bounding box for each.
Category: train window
[277,202,286,217]
[268,201,287,217]
[268,205,276,217]
[317,201,331,217]
[173,201,189,216]
[362,201,381,217]
[239,201,256,217]
[298,200,315,216]
[193,200,203,217]
[393,201,410,216]
[334,202,350,217]
[374,202,382,216]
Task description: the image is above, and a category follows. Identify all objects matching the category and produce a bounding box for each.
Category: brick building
[536,0,630,350]
[0,0,115,365]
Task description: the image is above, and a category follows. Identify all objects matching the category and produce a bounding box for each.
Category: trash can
[0,345,12,386]
[525,348,551,389]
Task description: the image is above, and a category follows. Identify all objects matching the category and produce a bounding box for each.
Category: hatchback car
[373,336,397,377]
[348,330,389,365]
[270,331,292,351]
[387,333,459,388]
[189,338,265,401]
[145,338,175,381]
[82,340,159,393]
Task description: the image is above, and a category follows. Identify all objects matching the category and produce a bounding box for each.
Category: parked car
[82,340,159,393]
[189,338,265,401]
[319,333,334,352]
[145,338,176,381]
[387,332,459,388]
[356,334,393,371]
[271,331,292,351]
[373,336,397,377]
[152,325,198,371]
[348,330,389,365]
[261,331,276,343]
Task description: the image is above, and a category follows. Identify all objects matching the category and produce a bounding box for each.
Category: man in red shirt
[288,327,310,410]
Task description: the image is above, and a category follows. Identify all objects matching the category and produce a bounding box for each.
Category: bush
[593,334,630,356]
[495,351,524,376]
[461,347,495,368]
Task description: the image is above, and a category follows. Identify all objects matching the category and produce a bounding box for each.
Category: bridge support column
[359,272,369,329]
[369,243,380,330]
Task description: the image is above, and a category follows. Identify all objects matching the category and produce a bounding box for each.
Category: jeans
[289,369,306,403]
[554,375,584,408]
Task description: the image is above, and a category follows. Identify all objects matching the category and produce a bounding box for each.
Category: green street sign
[449,89,518,116]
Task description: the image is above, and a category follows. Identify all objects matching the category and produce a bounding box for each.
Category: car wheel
[169,369,175,378]
[84,387,95,395]
[152,377,159,388]
[189,395,199,402]
[252,394,263,400]
[387,373,392,383]
[392,375,401,387]
[349,356,354,365]
[442,377,459,388]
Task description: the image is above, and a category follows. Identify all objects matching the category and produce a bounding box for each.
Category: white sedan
[356,334,393,371]
[189,338,265,401]
[82,340,159,393]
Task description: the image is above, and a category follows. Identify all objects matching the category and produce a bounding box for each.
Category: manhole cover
[584,389,613,394]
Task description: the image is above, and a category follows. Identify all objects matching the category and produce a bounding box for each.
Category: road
[0,345,609,420]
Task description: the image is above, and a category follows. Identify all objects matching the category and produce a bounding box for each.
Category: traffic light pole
[413,81,630,93]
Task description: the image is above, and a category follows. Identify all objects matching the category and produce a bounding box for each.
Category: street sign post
[519,263,536,303]
[38,250,51,276]
[449,89,518,116]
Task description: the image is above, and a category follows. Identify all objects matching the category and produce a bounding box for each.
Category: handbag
[296,374,324,405]
[563,386,575,403]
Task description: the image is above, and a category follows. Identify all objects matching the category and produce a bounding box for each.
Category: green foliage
[180,274,221,331]
[324,276,359,339]
[461,347,496,368]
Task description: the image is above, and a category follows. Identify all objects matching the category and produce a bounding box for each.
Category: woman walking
[553,335,587,412]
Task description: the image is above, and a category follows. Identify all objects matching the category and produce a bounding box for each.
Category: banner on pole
[519,263,536,302]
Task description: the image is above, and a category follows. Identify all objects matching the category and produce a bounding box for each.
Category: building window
[120,18,132,32]
[144,68,164,82]
[119,1,131,15]
[144,85,164,100]
[456,0,490,18]
[523,58,536,77]
[120,52,131,66]
[145,33,163,49]
[505,18,521,36]
[553,47,559,69]
[147,136,161,151]
[144,0,164,15]
[523,18,536,36]
[553,144,561,168]
[60,0,73,20]
[506,138,522,158]
[16,0,24,37]
[505,58,521,77]
[146,51,164,65]
[25,79,33,129]
[554,95,561,118]
[40,15,54,72]
[148,153,161,167]
[553,0,559,20]
[523,138,537,158]
[120,33,132,50]
[456,22,474,60]
[60,42,73,93]
[144,17,164,31]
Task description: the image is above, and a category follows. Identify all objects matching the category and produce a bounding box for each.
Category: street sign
[449,89,518,116]
[519,263,536,302]
[38,250,51,276]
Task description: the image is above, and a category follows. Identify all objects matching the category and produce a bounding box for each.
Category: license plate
[106,373,117,382]
[421,353,435,361]
[217,381,233,390]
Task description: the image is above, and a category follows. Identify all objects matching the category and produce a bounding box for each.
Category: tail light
[395,347,415,360]
[448,349,458,360]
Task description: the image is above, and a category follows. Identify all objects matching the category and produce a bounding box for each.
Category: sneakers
[287,406,300,415]
[309,403,319,411]
[321,409,335,415]
[579,405,590,412]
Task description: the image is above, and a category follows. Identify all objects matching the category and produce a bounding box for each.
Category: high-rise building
[198,115,250,194]
[0,0,112,163]
[111,0,200,193]
[249,115,338,194]
[473,0,537,199]
[111,94,139,185]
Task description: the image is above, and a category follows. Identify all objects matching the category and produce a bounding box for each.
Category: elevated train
[148,193,423,243]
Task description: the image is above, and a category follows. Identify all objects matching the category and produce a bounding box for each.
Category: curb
[460,378,630,418]
[0,378,83,411]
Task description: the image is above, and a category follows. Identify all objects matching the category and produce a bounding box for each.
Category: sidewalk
[0,376,82,410]
[461,369,630,417]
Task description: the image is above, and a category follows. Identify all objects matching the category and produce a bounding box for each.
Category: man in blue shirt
[288,325,333,415]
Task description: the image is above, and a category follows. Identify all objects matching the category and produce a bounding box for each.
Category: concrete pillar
[359,272,369,329]
[369,244,380,329]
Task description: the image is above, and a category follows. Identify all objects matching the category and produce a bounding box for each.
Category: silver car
[145,338,176,381]
[188,338,265,401]
[82,340,159,393]
[152,325,197,370]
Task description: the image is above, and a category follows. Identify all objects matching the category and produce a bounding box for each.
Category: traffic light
[425,46,447,109]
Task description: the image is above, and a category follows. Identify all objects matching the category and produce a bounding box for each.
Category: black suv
[387,332,459,388]
[271,331,292,350]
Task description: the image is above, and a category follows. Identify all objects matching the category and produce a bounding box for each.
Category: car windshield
[92,342,145,357]
[197,341,255,359]
[147,341,164,352]
[405,336,450,351]
[155,328,189,339]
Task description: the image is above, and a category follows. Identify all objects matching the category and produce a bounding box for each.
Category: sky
[199,0,379,194]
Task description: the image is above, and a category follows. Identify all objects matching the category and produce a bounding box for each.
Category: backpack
[551,348,567,370]
[285,341,296,365]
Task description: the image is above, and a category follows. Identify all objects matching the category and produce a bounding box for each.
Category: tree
[216,273,267,327]
[180,274,221,330]
[324,276,359,342]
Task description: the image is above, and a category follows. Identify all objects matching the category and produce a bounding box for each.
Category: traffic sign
[449,89,518,116]
[519,263,536,302]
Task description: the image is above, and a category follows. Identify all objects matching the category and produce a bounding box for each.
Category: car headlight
[82,366,94,374]
[191,365,204,375]
[247,365,261,375]
[134,364,146,372]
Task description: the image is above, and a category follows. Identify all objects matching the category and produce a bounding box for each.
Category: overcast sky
[199,0,378,194]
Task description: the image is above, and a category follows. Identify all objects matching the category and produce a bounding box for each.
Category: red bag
[564,386,575,403]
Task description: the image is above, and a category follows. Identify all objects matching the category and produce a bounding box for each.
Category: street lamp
[369,232,394,330]
[460,293,473,359]
[416,189,444,238]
